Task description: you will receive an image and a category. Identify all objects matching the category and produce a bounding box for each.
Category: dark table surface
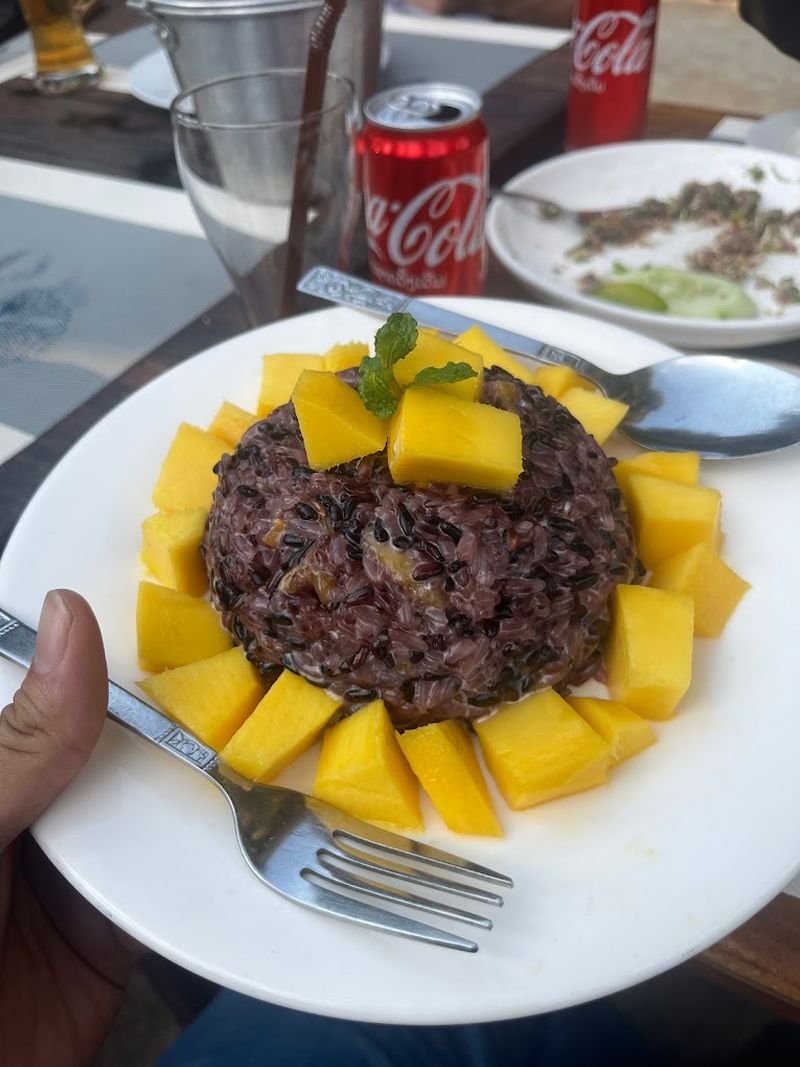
[1,1,799,1019]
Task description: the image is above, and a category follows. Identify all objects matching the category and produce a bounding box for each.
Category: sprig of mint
[358,311,418,417]
[412,362,477,387]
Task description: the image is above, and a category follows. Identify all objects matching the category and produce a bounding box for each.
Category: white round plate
[128,43,392,110]
[487,140,800,349]
[745,109,800,158]
[1,300,799,1024]
[129,49,179,110]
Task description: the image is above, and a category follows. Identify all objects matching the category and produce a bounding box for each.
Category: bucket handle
[127,0,178,52]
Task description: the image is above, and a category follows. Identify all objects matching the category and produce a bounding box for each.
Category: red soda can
[361,83,488,296]
[565,0,660,150]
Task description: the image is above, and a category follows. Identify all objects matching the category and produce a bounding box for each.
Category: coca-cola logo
[573,8,656,78]
[365,175,485,269]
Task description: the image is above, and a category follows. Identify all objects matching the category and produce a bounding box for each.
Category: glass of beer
[17,0,102,94]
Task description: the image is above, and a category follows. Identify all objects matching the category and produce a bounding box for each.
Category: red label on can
[566,1,660,150]
[361,103,488,296]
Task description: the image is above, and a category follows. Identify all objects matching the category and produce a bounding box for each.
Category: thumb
[0,589,108,851]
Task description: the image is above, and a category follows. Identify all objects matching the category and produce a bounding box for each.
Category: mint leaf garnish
[358,312,418,417]
[412,362,478,387]
[374,312,418,369]
[357,355,401,419]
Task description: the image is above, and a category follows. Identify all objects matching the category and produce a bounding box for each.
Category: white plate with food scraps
[1,299,799,1024]
[487,141,800,349]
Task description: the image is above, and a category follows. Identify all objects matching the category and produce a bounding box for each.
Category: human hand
[0,590,139,1067]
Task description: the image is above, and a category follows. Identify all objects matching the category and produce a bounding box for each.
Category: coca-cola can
[566,0,660,150]
[361,83,488,296]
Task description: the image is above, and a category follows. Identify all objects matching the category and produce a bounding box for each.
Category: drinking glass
[171,69,361,326]
[17,0,102,94]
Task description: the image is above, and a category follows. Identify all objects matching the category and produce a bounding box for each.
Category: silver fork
[0,607,512,952]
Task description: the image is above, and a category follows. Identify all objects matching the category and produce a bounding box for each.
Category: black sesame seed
[574,573,599,589]
[373,518,389,543]
[295,501,318,521]
[574,542,594,560]
[236,484,259,497]
[468,692,501,708]
[272,613,293,626]
[342,527,361,548]
[444,577,455,592]
[392,536,412,551]
[344,586,371,606]
[341,494,356,522]
[412,562,443,581]
[346,546,363,561]
[402,680,416,702]
[610,563,629,576]
[549,516,576,532]
[410,650,425,664]
[351,646,369,668]
[448,559,466,574]
[398,504,415,537]
[280,653,295,671]
[423,541,444,563]
[233,619,248,643]
[345,687,377,702]
[439,521,462,543]
[281,533,305,548]
[483,619,500,637]
[426,634,446,651]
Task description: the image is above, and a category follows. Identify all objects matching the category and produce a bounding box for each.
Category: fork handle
[0,605,219,775]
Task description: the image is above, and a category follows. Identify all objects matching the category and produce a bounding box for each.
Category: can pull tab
[389,95,462,125]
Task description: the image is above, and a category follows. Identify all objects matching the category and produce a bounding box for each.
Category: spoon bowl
[588,354,800,458]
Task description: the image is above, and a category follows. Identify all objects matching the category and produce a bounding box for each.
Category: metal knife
[297,267,603,386]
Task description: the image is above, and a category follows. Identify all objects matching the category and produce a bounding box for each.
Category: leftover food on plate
[135,320,749,835]
[546,180,800,319]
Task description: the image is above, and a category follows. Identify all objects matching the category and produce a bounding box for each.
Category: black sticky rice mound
[202,367,636,729]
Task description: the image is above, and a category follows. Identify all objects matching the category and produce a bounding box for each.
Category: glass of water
[171,69,360,326]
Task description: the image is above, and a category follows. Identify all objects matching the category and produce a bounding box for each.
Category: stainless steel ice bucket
[129,0,382,102]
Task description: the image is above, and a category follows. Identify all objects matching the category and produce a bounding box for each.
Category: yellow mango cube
[314,699,422,830]
[139,647,265,750]
[606,584,693,720]
[533,366,594,399]
[141,508,208,596]
[614,451,699,499]
[566,697,656,766]
[136,580,231,672]
[475,689,610,810]
[221,669,341,782]
[626,472,721,571]
[454,325,537,384]
[258,353,324,416]
[292,370,388,470]
[388,386,522,493]
[208,401,259,448]
[650,542,750,638]
[323,342,369,373]
[152,423,228,512]
[558,388,629,445]
[397,720,502,836]
[394,332,483,401]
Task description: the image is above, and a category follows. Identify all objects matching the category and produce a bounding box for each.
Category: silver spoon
[298,268,800,459]
[489,186,632,224]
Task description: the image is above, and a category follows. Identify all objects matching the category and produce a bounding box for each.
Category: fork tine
[333,828,513,888]
[322,845,504,906]
[317,853,493,928]
[298,875,479,952]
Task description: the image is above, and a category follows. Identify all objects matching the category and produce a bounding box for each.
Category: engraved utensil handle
[297,267,409,316]
[0,606,219,775]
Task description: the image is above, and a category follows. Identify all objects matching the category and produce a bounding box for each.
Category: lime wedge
[592,281,668,312]
[601,267,757,320]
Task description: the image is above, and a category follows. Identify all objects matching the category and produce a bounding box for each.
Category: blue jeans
[156,989,648,1067]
